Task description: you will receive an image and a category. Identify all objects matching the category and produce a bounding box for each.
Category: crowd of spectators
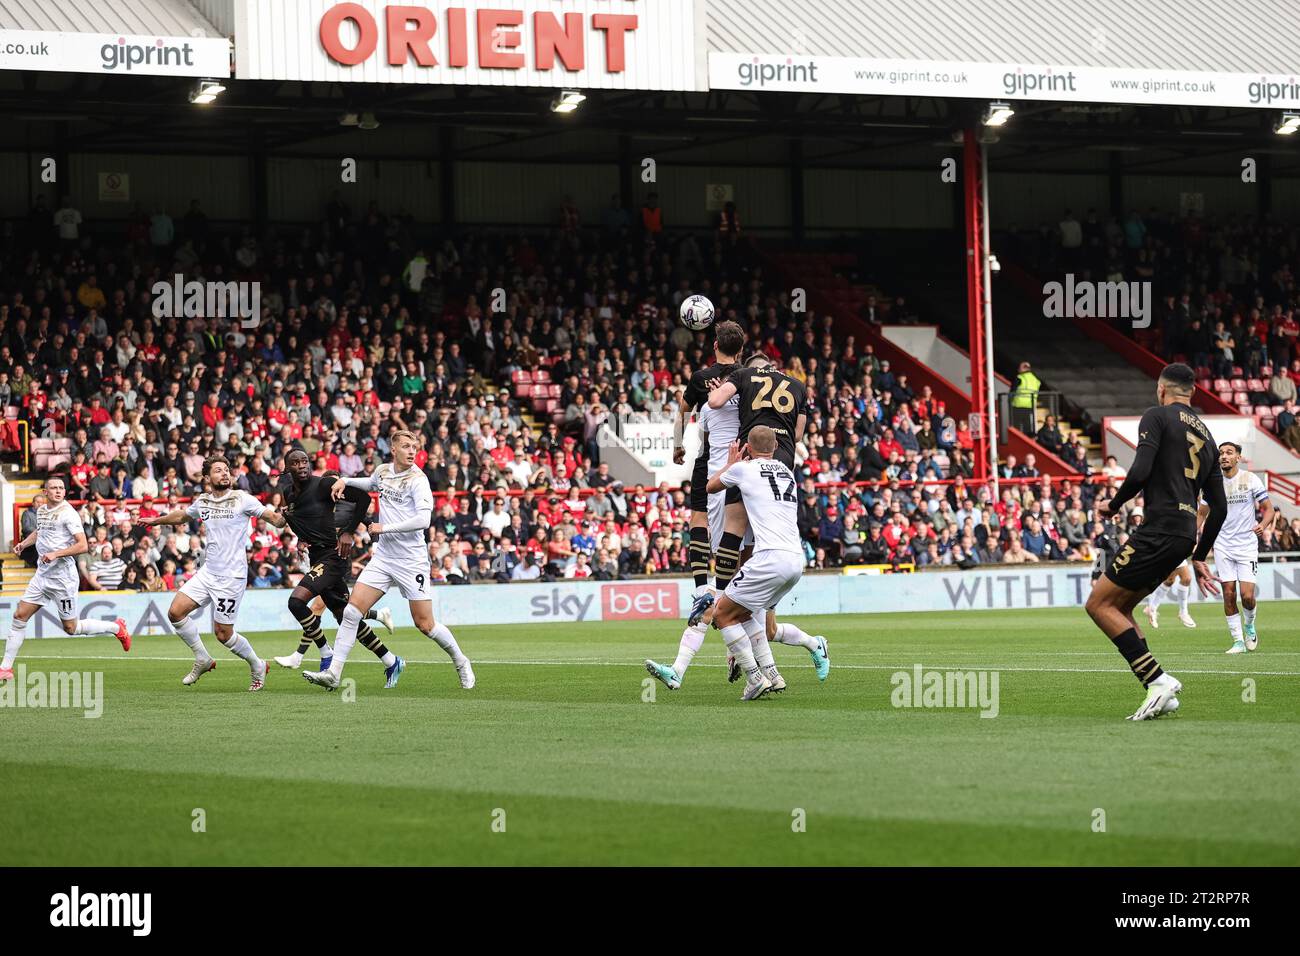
[1006,208,1300,453]
[3,195,1297,592]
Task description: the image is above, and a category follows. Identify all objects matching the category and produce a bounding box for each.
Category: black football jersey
[280,475,373,557]
[1132,403,1221,539]
[729,365,808,459]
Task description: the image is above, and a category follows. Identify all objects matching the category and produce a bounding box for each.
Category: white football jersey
[186,490,266,577]
[720,457,803,554]
[700,395,740,474]
[365,463,433,564]
[1214,469,1269,558]
[34,502,83,580]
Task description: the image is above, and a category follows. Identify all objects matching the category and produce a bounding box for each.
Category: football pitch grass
[3,603,1298,866]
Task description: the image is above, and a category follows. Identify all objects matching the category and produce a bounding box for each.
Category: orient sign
[234,0,697,90]
[320,3,637,73]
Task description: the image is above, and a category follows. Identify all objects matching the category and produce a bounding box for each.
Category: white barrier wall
[10,564,1300,637]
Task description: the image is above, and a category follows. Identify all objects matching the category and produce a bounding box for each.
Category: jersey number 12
[765,474,796,502]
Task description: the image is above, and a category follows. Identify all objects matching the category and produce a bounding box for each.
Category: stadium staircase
[760,247,1081,475]
[2,477,44,598]
[899,268,1105,468]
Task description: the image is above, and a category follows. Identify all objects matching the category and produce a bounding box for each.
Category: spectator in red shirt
[877,427,904,461]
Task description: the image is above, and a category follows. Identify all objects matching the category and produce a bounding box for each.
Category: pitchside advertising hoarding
[12,564,1300,635]
[233,0,702,90]
[0,30,230,77]
[709,54,1300,110]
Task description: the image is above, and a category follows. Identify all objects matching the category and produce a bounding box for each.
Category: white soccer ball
[679,294,715,331]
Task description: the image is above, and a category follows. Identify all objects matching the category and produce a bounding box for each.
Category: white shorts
[179,567,248,625]
[22,572,79,620]
[707,489,727,551]
[724,549,803,614]
[1215,553,1258,585]
[358,556,432,601]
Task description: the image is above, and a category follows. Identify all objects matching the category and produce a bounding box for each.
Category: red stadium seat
[32,438,54,453]
[1213,378,1231,391]
[514,383,532,399]
[1260,416,1276,431]
[1247,379,1265,392]
[1196,378,1212,392]
[1237,404,1253,416]
[1255,405,1273,416]
[1230,378,1247,391]
[1218,390,1234,404]
[512,370,533,384]
[544,399,559,414]
[548,384,563,399]
[533,369,551,384]
[1233,391,1249,405]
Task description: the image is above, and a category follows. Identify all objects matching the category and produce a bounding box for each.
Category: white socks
[1169,581,1190,612]
[222,632,261,669]
[773,622,818,652]
[743,616,776,673]
[1243,605,1256,627]
[426,621,467,664]
[74,618,119,636]
[671,623,707,678]
[719,622,760,681]
[3,618,26,670]
[328,604,364,677]
[381,651,397,667]
[172,614,210,661]
[1147,584,1168,609]
[1227,613,1243,642]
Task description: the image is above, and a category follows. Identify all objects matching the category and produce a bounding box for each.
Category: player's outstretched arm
[13,530,35,553]
[707,380,737,409]
[261,508,287,529]
[137,508,190,527]
[331,475,377,500]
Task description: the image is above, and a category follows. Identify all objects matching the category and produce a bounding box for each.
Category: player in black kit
[1085,363,1227,721]
[272,449,406,688]
[675,320,745,595]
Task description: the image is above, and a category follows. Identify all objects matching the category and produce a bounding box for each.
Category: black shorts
[726,446,796,505]
[299,552,352,611]
[690,440,709,511]
[1104,528,1194,594]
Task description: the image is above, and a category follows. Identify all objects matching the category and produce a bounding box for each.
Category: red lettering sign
[602,583,678,621]
[318,4,638,74]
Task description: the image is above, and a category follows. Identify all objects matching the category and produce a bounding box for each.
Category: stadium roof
[0,0,223,37]
[705,0,1299,74]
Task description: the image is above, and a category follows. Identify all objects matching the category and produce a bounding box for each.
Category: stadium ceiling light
[189,78,225,106]
[1274,112,1300,135]
[982,101,1014,127]
[358,111,380,130]
[551,90,586,113]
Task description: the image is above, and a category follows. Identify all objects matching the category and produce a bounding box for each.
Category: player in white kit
[1199,441,1272,654]
[303,430,475,691]
[2,475,130,682]
[138,456,287,691]
[706,426,804,701]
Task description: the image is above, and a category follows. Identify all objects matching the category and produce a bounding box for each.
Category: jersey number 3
[1184,431,1206,479]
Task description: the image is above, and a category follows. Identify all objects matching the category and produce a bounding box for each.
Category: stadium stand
[4,200,1296,596]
